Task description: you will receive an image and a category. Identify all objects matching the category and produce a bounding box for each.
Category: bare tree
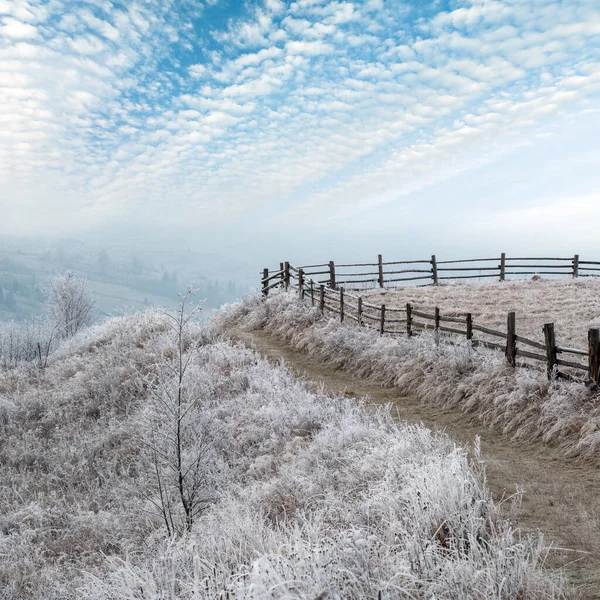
[139,288,219,536]
[49,271,95,339]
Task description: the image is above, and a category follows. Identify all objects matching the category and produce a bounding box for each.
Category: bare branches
[49,271,95,339]
[139,287,211,537]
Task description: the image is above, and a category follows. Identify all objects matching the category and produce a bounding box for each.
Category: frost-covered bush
[218,291,600,463]
[0,307,565,598]
[0,316,56,369]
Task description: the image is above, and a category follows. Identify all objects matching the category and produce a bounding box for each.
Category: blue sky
[1,0,600,262]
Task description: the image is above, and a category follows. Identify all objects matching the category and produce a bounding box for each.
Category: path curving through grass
[230,326,600,600]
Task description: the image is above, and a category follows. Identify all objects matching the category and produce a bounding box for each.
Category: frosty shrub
[49,271,95,339]
[0,316,57,370]
[0,305,565,598]
[218,290,600,463]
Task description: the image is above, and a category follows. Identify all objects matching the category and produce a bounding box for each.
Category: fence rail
[260,253,600,388]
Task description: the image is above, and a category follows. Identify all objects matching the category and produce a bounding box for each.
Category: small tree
[50,271,95,339]
[140,288,218,536]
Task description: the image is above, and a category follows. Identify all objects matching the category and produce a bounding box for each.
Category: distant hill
[0,237,254,322]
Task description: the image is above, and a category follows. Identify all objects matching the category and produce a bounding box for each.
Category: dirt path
[230,327,600,600]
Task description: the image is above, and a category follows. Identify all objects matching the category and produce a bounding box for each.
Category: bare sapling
[139,287,219,537]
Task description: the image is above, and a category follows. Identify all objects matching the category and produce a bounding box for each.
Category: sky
[1,0,600,266]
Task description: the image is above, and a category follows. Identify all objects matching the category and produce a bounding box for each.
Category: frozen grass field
[0,306,565,598]
[221,289,600,463]
[363,278,600,350]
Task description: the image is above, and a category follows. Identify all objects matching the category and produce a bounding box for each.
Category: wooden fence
[260,255,600,387]
[267,253,599,291]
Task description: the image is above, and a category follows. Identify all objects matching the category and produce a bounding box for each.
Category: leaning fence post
[298,269,304,299]
[319,285,325,313]
[378,254,384,288]
[466,313,473,341]
[406,303,412,337]
[357,296,363,326]
[431,255,438,285]
[280,262,284,287]
[329,260,336,289]
[262,268,269,296]
[506,311,516,367]
[340,287,344,323]
[543,322,557,379]
[380,304,386,335]
[310,280,315,306]
[588,327,600,385]
[500,253,506,281]
[284,262,290,290]
[573,254,579,278]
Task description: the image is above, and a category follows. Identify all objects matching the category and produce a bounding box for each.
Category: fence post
[573,254,579,278]
[466,313,473,341]
[329,260,336,289]
[280,262,284,287]
[378,254,384,288]
[588,327,600,385]
[434,306,440,346]
[500,253,506,281]
[358,296,363,326]
[310,280,315,306]
[284,262,290,290]
[340,287,344,323]
[406,303,412,337]
[299,269,304,299]
[506,311,516,367]
[262,268,269,296]
[431,255,438,285]
[543,322,557,379]
[319,285,325,313]
[380,304,386,335]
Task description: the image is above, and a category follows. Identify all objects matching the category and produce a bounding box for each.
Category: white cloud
[1,18,37,39]
[285,39,334,55]
[1,0,600,245]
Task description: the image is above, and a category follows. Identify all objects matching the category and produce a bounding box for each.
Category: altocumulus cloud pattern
[1,0,599,234]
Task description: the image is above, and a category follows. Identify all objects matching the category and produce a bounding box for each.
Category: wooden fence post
[506,311,516,367]
[466,313,473,341]
[380,304,386,335]
[434,306,440,346]
[284,262,290,290]
[280,262,284,286]
[500,253,506,281]
[357,296,363,326]
[340,287,344,323]
[431,255,438,285]
[319,285,325,313]
[573,254,579,278]
[310,280,315,306]
[329,260,336,289]
[262,268,269,296]
[378,254,384,288]
[543,322,557,379]
[588,327,600,385]
[406,303,412,337]
[299,269,304,299]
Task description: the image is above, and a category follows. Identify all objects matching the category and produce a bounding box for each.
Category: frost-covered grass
[0,308,565,598]
[219,291,600,463]
[364,278,600,350]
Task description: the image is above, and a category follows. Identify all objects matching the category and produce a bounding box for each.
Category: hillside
[0,304,564,599]
[363,278,600,350]
[0,237,251,322]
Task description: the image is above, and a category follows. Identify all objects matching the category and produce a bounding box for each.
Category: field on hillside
[0,305,564,599]
[362,278,600,350]
[223,291,600,463]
